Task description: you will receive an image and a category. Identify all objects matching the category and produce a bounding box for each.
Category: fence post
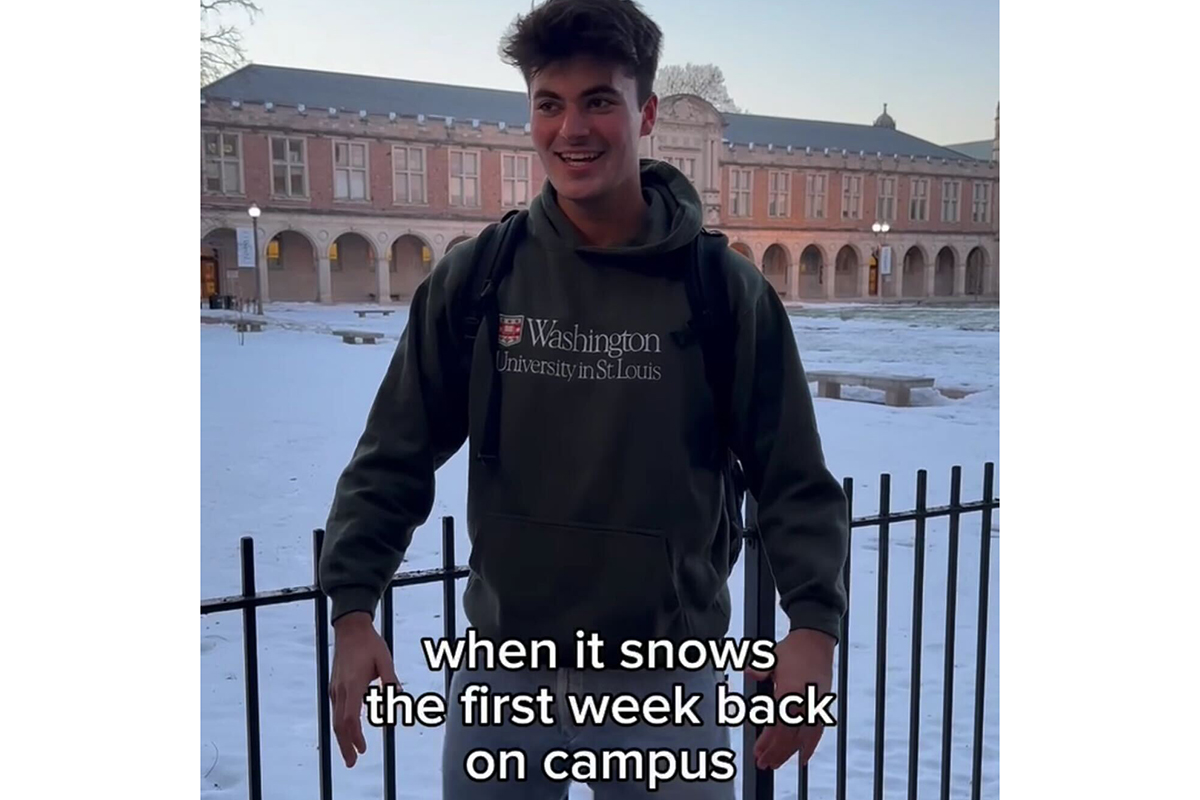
[836,477,853,800]
[741,494,774,800]
[381,586,396,800]
[312,529,333,800]
[970,462,996,800]
[442,516,457,699]
[907,472,928,800]
[873,475,892,800]
[940,466,963,800]
[239,536,263,800]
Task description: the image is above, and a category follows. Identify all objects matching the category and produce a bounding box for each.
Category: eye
[590,98,615,109]
[536,101,559,113]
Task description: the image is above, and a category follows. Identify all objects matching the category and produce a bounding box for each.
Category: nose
[560,104,590,141]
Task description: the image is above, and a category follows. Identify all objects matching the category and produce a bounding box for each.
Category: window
[333,140,369,201]
[450,149,480,207]
[972,182,991,223]
[502,153,531,207]
[941,180,961,223]
[805,173,827,219]
[729,168,751,216]
[393,146,427,204]
[909,178,929,222]
[270,136,307,198]
[665,156,696,181]
[202,130,242,194]
[876,176,896,222]
[768,171,791,218]
[841,174,863,220]
[266,238,282,271]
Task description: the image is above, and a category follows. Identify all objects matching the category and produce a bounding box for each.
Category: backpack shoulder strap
[684,229,738,441]
[457,208,528,463]
[683,229,753,563]
[458,208,528,366]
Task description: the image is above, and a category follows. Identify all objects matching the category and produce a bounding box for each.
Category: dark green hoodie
[320,160,849,653]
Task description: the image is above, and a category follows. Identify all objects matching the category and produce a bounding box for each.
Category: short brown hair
[498,0,663,107]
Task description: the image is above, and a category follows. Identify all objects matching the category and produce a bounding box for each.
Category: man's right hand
[329,611,401,768]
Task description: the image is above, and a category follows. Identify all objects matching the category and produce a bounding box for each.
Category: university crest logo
[498,314,524,347]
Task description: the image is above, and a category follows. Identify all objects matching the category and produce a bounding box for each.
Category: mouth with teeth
[556,151,604,168]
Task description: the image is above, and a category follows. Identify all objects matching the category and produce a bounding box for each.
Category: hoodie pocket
[467,512,685,646]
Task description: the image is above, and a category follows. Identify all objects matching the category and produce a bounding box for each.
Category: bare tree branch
[201,0,261,15]
[654,63,742,113]
[200,0,263,85]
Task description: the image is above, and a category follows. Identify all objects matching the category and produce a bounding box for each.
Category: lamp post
[248,203,262,315]
[872,221,891,296]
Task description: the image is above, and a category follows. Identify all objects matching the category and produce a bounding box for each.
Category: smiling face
[529,55,657,207]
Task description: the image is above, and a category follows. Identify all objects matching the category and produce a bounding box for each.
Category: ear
[639,93,658,137]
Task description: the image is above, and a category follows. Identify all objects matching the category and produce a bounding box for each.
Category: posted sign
[879,245,893,276]
[236,228,255,268]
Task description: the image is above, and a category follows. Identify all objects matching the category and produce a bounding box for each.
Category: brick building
[201,65,999,304]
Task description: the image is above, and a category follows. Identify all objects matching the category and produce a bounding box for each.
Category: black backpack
[455,208,752,568]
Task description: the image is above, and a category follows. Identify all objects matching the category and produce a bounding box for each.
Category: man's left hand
[744,628,836,770]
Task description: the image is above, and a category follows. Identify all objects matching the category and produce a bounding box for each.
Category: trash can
[208,295,222,310]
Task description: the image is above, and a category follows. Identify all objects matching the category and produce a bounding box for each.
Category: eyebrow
[532,84,621,100]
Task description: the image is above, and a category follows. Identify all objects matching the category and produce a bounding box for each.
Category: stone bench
[807,370,935,407]
[332,329,384,345]
[355,309,395,318]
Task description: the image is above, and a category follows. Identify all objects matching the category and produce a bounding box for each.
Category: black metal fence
[200,462,998,800]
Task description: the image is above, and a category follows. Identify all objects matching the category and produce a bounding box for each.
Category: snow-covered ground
[201,301,999,800]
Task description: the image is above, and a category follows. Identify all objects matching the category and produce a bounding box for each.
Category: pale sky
[229,0,998,145]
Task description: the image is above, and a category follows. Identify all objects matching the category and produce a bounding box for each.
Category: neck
[555,174,647,247]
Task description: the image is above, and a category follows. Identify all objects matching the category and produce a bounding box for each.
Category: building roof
[204,64,533,126]
[721,112,970,160]
[204,64,980,161]
[945,140,994,161]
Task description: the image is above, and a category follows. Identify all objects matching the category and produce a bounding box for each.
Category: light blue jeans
[442,663,738,799]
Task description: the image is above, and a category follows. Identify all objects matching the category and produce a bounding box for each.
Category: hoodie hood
[528,158,704,261]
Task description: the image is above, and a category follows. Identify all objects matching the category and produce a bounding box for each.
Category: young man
[319,0,849,796]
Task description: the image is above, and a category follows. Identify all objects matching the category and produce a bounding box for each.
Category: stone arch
[329,231,378,303]
[798,244,825,299]
[263,229,319,302]
[262,225,320,258]
[729,241,754,265]
[387,230,434,259]
[902,245,929,298]
[965,246,988,296]
[934,246,956,297]
[762,244,790,298]
[834,245,860,298]
[389,233,434,299]
[200,223,229,244]
[902,242,931,271]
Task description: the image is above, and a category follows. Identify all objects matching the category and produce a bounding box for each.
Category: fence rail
[200,462,998,800]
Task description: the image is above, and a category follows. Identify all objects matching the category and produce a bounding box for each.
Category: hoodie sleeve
[318,246,474,624]
[727,273,850,644]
